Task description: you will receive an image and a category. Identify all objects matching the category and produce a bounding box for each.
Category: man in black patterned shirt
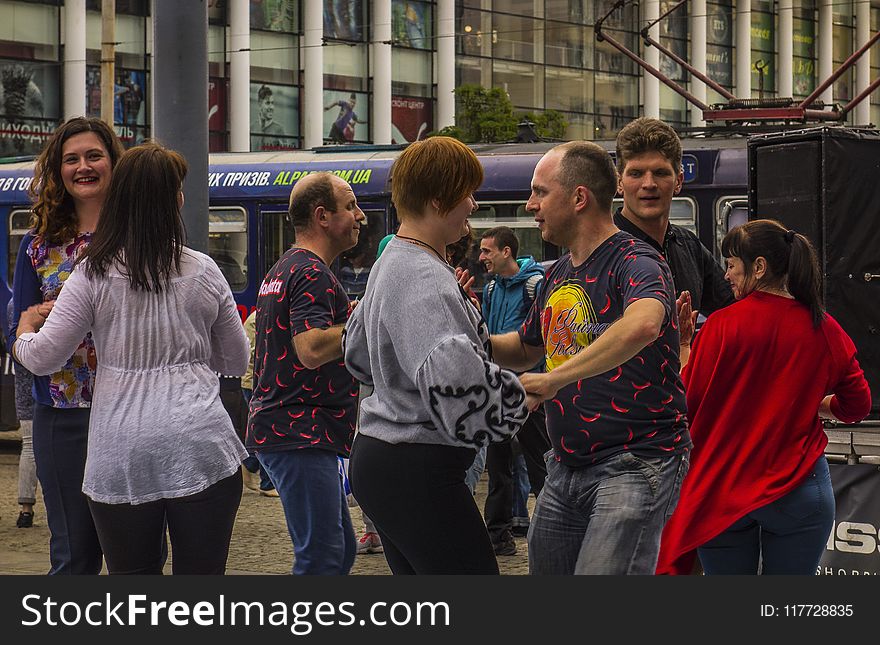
[246,172,365,575]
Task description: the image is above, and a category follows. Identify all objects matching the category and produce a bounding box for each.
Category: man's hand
[676,290,697,347]
[519,372,561,412]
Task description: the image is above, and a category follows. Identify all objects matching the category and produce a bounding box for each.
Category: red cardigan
[656,291,872,575]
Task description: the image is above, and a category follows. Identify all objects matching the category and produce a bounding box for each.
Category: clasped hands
[17,300,55,336]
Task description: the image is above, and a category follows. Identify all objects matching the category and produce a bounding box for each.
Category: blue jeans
[528,450,689,575]
[697,457,834,575]
[241,389,274,491]
[257,448,356,575]
[465,445,487,494]
[32,404,103,575]
[512,452,530,520]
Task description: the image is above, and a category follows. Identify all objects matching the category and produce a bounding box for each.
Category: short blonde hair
[390,136,483,219]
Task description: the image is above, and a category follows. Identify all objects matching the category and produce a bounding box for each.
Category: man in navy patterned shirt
[246,172,365,574]
[490,141,691,575]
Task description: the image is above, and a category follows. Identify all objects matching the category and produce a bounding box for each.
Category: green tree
[437,84,568,143]
[521,110,568,140]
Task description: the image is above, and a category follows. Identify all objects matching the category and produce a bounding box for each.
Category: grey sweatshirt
[343,237,528,449]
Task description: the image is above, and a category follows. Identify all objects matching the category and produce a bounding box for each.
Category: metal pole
[151,0,209,253]
[100,0,116,127]
[229,0,250,152]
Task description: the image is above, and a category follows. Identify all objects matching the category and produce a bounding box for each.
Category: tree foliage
[440,84,568,143]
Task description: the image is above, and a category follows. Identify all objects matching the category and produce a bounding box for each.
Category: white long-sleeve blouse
[14,247,249,504]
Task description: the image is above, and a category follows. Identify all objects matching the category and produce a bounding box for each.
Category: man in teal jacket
[477,226,550,556]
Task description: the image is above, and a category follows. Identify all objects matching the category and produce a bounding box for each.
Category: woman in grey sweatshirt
[344,136,529,574]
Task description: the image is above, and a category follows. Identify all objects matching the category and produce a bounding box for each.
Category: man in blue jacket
[478,226,550,556]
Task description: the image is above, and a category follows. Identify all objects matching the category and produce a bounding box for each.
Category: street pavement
[0,431,531,575]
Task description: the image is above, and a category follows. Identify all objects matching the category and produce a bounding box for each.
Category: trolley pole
[151,0,209,253]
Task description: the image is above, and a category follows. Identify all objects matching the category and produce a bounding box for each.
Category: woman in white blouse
[14,142,249,574]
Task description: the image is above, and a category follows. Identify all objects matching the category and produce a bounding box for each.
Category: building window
[250,82,298,151]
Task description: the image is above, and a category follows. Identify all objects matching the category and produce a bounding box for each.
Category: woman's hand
[17,301,54,336]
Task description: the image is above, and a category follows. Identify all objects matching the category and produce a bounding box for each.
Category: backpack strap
[524,274,542,305]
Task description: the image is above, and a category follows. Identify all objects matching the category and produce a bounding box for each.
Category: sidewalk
[0,450,531,575]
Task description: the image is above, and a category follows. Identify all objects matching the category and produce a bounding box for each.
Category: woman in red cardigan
[657,219,871,575]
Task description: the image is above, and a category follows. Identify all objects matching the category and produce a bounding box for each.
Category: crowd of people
[1,114,872,576]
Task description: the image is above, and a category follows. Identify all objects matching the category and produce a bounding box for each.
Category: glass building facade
[0,0,876,156]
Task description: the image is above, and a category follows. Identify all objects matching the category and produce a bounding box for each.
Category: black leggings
[87,470,242,575]
[349,434,498,575]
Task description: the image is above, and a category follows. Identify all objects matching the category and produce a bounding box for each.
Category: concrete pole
[778,0,793,98]
[373,0,391,144]
[644,0,660,118]
[818,0,833,105]
[229,0,250,152]
[151,0,209,252]
[436,0,455,130]
[855,0,871,124]
[735,0,751,99]
[302,0,323,148]
[690,0,708,126]
[63,0,87,120]
[100,0,116,126]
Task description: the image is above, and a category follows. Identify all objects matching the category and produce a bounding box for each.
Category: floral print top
[25,231,96,407]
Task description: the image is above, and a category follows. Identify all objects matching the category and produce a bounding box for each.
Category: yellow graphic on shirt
[541,281,599,371]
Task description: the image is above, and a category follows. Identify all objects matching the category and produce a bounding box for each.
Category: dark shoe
[16,511,33,528]
[510,525,529,538]
[493,536,517,556]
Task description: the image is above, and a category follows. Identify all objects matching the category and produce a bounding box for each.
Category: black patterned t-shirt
[246,248,358,456]
[520,232,690,467]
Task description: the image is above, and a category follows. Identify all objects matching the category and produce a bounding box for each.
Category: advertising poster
[323,90,369,144]
[751,11,775,93]
[706,0,733,89]
[793,17,815,97]
[391,95,431,144]
[818,464,880,576]
[0,60,60,156]
[658,0,687,82]
[209,77,228,152]
[250,82,298,151]
[324,0,363,41]
[86,67,147,148]
[250,0,296,32]
[392,0,431,50]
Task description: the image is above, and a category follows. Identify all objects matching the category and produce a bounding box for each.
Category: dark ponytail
[721,218,825,327]
[785,230,824,327]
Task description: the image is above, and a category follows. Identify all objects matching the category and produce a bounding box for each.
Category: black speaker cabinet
[748,126,880,419]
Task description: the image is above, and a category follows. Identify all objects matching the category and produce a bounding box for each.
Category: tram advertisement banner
[818,463,880,576]
[0,60,61,157]
[391,96,431,144]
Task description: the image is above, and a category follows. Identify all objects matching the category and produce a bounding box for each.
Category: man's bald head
[287,172,341,232]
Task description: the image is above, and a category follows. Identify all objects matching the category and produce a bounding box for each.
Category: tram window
[611,197,697,234]
[208,207,248,292]
[7,208,32,283]
[335,209,384,302]
[714,196,748,261]
[466,202,544,293]
[260,209,294,282]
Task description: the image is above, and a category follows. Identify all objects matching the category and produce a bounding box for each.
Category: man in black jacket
[614,118,734,321]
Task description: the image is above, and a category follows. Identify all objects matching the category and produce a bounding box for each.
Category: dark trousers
[32,404,103,575]
[350,434,499,575]
[485,409,550,543]
[87,470,242,575]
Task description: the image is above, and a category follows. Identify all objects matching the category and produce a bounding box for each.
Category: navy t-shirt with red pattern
[246,248,358,456]
[519,231,690,467]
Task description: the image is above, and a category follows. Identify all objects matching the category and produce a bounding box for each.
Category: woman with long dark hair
[13,142,249,574]
[7,116,124,574]
[657,218,871,575]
